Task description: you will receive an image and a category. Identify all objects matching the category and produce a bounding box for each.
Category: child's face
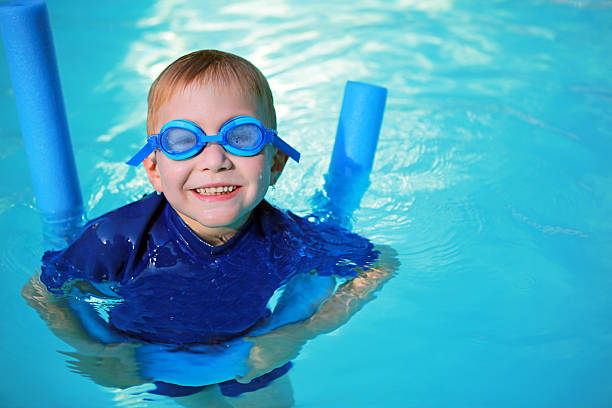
[143,81,285,243]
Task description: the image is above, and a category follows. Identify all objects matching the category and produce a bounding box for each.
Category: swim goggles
[126,116,300,166]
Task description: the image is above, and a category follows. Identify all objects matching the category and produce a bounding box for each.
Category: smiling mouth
[194,185,239,196]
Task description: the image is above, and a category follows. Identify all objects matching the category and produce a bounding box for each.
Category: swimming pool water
[1,0,611,407]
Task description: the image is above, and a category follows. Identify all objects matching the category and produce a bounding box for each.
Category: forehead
[148,65,274,134]
[153,81,260,129]
[158,71,257,107]
[169,80,256,105]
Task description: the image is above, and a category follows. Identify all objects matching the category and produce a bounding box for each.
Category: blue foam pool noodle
[321,81,387,225]
[0,0,83,241]
[329,81,387,178]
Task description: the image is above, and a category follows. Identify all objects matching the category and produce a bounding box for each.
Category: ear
[143,153,163,192]
[270,149,288,186]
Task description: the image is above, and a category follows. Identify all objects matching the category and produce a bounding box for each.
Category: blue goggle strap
[125,136,159,166]
[269,131,301,163]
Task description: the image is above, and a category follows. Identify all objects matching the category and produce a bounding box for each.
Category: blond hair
[146,50,276,134]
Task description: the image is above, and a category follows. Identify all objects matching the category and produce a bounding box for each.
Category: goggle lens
[226,124,262,149]
[162,127,198,153]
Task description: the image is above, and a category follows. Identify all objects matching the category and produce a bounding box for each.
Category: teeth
[195,185,238,195]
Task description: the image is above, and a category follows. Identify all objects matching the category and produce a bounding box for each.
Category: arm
[248,273,337,337]
[22,274,253,388]
[238,245,399,382]
[22,273,148,388]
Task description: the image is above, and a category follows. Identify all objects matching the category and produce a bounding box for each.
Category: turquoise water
[1,0,611,406]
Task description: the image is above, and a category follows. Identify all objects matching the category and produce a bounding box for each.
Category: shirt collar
[163,198,258,258]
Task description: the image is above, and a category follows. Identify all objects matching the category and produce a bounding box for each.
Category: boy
[36,50,393,404]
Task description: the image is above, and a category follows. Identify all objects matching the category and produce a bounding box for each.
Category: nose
[193,142,233,172]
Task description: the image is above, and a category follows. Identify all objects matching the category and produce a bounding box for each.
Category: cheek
[254,157,273,187]
[259,147,276,181]
[257,171,270,190]
[237,156,271,194]
[158,160,188,190]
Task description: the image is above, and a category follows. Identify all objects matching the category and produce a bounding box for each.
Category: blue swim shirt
[40,193,379,345]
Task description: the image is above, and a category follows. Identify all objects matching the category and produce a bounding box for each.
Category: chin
[194,209,250,230]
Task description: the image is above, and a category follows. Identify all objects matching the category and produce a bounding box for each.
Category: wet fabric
[40,193,378,394]
[41,193,378,344]
[150,362,293,397]
[41,194,376,344]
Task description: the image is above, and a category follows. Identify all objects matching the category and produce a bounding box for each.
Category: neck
[177,212,249,247]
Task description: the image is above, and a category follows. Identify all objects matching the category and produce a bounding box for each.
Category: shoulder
[257,200,373,250]
[255,201,379,277]
[41,193,166,291]
[82,193,164,244]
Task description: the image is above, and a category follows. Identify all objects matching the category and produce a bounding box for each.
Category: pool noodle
[0,0,83,242]
[329,81,387,177]
[322,81,387,225]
